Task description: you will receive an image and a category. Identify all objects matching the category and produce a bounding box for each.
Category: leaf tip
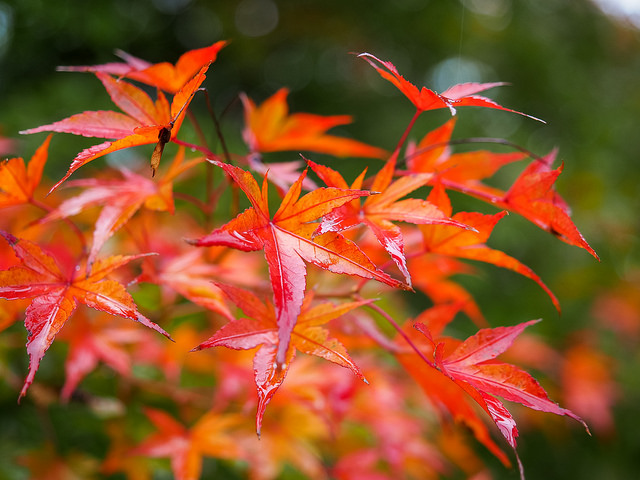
[0,230,18,246]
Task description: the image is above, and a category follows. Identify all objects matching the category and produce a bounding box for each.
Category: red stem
[360,296,435,369]
[172,138,222,161]
[391,108,422,159]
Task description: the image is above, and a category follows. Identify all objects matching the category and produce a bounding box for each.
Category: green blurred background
[1,0,639,478]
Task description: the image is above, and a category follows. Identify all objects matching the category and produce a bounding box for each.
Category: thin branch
[203,89,233,165]
[392,109,422,159]
[186,108,211,153]
[171,138,221,161]
[173,191,210,212]
[359,296,435,369]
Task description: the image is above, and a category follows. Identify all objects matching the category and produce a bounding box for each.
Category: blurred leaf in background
[1,0,639,479]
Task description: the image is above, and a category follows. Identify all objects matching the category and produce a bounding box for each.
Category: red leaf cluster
[0,45,604,480]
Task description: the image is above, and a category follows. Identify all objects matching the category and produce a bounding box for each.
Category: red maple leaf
[309,155,470,286]
[414,319,588,478]
[192,283,369,433]
[38,147,203,265]
[241,88,388,159]
[0,231,171,399]
[58,40,227,93]
[21,64,210,190]
[500,151,598,258]
[359,53,542,120]
[405,120,598,259]
[397,341,511,468]
[189,161,406,367]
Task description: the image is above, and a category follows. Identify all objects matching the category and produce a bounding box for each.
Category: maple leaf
[58,311,148,401]
[21,63,210,190]
[396,341,511,468]
[359,53,542,120]
[189,161,406,367]
[0,231,171,399]
[193,283,369,433]
[421,182,561,312]
[342,362,450,479]
[241,88,388,158]
[561,340,618,433]
[239,393,332,480]
[405,117,528,186]
[410,127,598,260]
[59,40,227,93]
[0,135,51,208]
[309,155,470,286]
[135,407,242,480]
[500,151,598,258]
[38,147,203,265]
[415,319,588,478]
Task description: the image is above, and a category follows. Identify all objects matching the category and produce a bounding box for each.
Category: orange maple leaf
[21,64,210,190]
[0,135,51,208]
[406,117,527,188]
[421,182,561,312]
[135,408,242,480]
[58,40,228,93]
[241,88,388,158]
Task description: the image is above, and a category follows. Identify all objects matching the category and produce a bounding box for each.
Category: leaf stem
[186,108,211,153]
[171,138,221,160]
[203,90,233,166]
[391,109,422,159]
[173,191,210,212]
[359,296,435,368]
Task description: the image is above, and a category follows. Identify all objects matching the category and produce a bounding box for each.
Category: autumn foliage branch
[0,42,599,479]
